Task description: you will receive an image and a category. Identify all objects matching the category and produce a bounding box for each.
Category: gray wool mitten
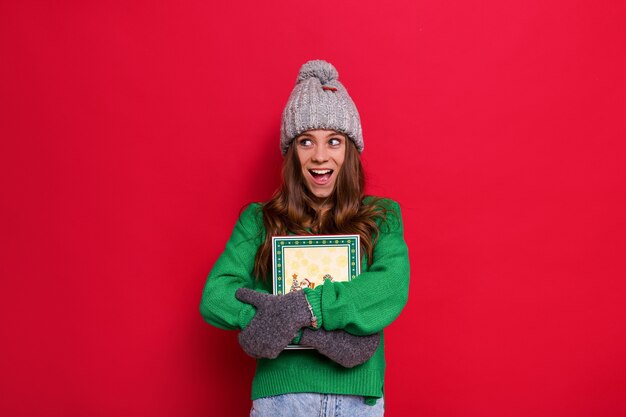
[300,328,380,368]
[236,288,313,359]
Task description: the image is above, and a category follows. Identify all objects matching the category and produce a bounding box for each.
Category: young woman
[200,60,410,417]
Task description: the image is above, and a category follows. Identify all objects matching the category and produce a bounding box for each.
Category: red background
[1,1,625,416]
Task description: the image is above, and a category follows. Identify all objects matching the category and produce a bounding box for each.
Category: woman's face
[295,129,346,198]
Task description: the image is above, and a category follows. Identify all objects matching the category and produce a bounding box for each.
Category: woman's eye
[298,138,313,147]
[329,138,342,146]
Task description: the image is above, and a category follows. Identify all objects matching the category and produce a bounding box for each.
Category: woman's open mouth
[308,169,334,185]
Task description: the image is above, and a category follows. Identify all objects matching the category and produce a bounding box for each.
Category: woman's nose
[312,146,329,162]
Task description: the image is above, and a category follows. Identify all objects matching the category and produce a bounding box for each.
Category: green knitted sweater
[199,198,410,401]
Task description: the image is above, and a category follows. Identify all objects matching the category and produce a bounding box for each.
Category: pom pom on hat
[297,60,339,85]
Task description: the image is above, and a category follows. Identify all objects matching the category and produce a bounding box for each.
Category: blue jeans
[250,393,384,417]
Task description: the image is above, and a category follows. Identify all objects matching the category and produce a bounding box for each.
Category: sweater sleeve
[199,204,266,331]
[303,200,410,336]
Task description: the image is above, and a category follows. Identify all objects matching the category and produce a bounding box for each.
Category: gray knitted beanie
[280,60,363,155]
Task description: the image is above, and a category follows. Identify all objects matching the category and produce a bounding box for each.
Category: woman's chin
[308,187,333,199]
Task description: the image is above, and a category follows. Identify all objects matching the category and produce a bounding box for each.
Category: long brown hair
[253,137,388,281]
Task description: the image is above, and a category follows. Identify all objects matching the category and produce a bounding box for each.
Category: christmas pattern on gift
[272,235,360,295]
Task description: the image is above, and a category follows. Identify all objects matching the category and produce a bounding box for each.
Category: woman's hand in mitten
[235,288,313,359]
[300,328,380,368]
